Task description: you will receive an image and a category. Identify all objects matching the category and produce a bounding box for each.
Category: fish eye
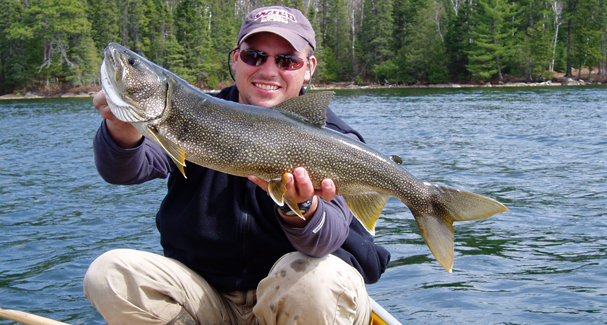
[128,58,138,66]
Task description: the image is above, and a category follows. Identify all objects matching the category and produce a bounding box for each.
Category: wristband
[277,198,313,216]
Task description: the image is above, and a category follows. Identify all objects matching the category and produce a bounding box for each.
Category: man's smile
[254,83,280,91]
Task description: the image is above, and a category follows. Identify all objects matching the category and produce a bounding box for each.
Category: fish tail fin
[410,183,509,272]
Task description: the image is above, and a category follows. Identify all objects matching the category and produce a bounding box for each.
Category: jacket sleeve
[277,196,352,258]
[93,120,175,184]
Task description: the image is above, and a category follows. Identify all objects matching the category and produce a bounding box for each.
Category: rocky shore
[0,77,602,100]
[313,77,599,91]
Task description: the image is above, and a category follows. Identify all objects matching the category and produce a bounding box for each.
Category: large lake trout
[100,42,508,272]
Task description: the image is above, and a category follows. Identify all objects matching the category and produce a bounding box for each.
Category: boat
[370,297,402,325]
[1,298,401,325]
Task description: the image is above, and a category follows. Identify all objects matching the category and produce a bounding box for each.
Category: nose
[256,56,281,77]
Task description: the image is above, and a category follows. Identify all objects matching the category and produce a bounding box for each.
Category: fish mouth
[100,43,154,123]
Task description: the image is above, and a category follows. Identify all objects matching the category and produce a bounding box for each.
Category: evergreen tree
[0,0,28,92]
[359,0,394,83]
[7,0,100,88]
[306,5,327,84]
[408,0,449,84]
[117,0,151,53]
[174,0,209,84]
[516,21,553,80]
[569,0,603,78]
[444,1,470,80]
[466,0,516,81]
[598,0,607,75]
[209,0,238,86]
[562,0,579,77]
[319,0,352,81]
[88,0,120,52]
[389,0,428,83]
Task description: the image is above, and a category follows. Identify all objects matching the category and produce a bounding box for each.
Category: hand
[93,91,143,148]
[248,167,337,225]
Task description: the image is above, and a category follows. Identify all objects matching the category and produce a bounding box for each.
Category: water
[0,87,605,324]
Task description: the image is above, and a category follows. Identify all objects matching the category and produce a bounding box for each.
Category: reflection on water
[1,87,606,324]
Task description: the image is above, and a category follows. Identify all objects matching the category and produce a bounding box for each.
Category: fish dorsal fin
[146,125,187,178]
[272,91,334,127]
[342,192,390,235]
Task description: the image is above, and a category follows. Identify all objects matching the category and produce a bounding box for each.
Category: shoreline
[0,78,602,100]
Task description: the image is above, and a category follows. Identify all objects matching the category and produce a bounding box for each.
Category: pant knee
[83,249,138,299]
[255,252,371,324]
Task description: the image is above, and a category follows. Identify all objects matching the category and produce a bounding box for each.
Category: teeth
[255,83,278,91]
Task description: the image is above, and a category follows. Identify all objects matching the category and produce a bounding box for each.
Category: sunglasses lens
[240,50,305,70]
[240,50,267,66]
[276,55,304,70]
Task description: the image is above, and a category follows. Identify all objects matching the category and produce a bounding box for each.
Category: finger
[93,91,118,121]
[317,178,336,202]
[93,91,108,110]
[283,172,297,198]
[248,175,269,192]
[292,167,314,201]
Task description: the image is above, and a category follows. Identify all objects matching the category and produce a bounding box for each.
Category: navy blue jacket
[93,86,390,292]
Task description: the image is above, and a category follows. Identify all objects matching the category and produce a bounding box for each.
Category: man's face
[232,32,316,107]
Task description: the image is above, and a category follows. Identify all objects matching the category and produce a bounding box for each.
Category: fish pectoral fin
[272,91,334,127]
[412,210,455,273]
[268,173,290,206]
[146,125,187,179]
[343,192,390,235]
[284,196,306,220]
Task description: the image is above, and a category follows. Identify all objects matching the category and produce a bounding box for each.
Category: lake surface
[0,86,605,324]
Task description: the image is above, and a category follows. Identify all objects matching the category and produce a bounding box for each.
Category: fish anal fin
[268,173,290,206]
[272,91,334,127]
[146,125,187,178]
[412,210,455,273]
[343,192,390,235]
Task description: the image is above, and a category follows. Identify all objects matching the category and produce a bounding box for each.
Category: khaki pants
[84,249,371,325]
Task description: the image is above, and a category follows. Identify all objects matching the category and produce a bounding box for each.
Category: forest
[1,0,606,94]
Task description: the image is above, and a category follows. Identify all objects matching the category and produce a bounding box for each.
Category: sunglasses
[239,49,306,71]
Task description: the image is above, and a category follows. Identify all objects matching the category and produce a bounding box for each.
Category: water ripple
[1,88,606,323]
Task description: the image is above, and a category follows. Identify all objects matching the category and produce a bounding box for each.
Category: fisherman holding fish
[85,6,390,325]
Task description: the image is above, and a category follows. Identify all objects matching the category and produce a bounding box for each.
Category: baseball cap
[237,6,316,52]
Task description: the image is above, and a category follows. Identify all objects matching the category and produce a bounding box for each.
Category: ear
[231,47,239,72]
[304,55,317,81]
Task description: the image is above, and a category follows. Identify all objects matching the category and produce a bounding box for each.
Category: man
[85,6,390,325]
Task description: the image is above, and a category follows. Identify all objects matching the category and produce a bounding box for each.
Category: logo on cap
[255,9,297,24]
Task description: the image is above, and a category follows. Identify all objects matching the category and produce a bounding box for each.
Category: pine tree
[7,0,100,88]
[466,0,516,81]
[209,0,238,86]
[359,0,394,83]
[0,0,28,92]
[88,0,120,52]
[569,0,603,78]
[318,0,352,81]
[444,1,471,80]
[117,0,151,53]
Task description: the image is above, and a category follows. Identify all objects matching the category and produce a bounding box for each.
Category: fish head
[100,42,168,123]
